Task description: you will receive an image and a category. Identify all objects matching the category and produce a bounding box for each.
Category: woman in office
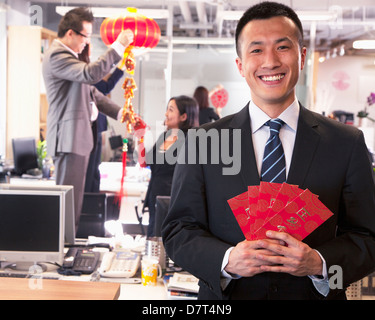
[143,95,199,237]
[193,86,220,125]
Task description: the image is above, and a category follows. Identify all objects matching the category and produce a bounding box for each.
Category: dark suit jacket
[162,103,375,300]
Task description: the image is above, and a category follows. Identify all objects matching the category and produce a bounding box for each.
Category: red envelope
[227,190,253,240]
[253,188,333,241]
[256,182,282,219]
[252,182,281,238]
[247,185,260,240]
[263,183,304,225]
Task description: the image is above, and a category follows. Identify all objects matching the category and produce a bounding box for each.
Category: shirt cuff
[220,247,241,290]
[117,109,123,121]
[308,250,329,297]
[221,247,241,279]
[111,40,126,58]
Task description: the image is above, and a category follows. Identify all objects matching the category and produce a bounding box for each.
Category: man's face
[235,16,306,110]
[70,21,92,54]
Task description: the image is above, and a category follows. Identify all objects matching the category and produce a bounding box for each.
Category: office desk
[118,279,167,300]
[0,278,120,300]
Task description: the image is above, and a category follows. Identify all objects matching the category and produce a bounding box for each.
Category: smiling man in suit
[43,7,133,230]
[162,1,375,300]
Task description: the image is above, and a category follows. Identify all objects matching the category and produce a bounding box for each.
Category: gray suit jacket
[42,40,122,157]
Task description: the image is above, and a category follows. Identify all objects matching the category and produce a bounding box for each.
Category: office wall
[0,2,7,157]
[315,54,375,151]
[316,55,375,122]
[0,0,31,158]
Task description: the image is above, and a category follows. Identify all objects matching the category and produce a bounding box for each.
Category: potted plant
[36,140,46,170]
[357,92,375,125]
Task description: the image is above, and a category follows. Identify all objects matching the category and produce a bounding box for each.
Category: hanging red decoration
[210,85,229,109]
[100,8,158,199]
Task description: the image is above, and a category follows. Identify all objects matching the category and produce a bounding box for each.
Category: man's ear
[66,29,74,37]
[235,56,245,77]
[300,47,307,71]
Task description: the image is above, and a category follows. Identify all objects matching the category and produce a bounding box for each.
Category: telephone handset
[99,250,140,278]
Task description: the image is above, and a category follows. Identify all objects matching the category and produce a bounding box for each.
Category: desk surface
[0,278,120,300]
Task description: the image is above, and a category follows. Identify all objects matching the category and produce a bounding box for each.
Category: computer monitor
[12,137,39,175]
[0,186,66,269]
[0,183,75,245]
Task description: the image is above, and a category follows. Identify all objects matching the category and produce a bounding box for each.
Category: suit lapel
[287,105,320,188]
[229,104,260,188]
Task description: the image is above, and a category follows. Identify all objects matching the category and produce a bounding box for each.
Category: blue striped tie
[260,119,286,183]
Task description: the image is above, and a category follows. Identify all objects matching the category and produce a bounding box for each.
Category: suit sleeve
[49,48,121,84]
[161,134,232,299]
[316,130,375,294]
[94,68,124,95]
[91,86,121,120]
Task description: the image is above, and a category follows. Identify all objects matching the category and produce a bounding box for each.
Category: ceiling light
[168,37,234,45]
[297,11,337,21]
[55,6,169,19]
[57,6,338,22]
[179,23,213,30]
[353,40,375,49]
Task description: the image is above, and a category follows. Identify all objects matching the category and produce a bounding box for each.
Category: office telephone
[99,250,140,278]
[63,247,100,274]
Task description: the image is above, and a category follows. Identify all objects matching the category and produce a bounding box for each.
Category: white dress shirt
[249,99,299,178]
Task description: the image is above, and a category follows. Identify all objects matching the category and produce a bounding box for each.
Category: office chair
[108,135,123,162]
[76,193,108,238]
[154,196,171,237]
[12,137,39,175]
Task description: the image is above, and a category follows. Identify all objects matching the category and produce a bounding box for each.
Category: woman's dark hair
[58,7,94,38]
[235,1,304,57]
[193,86,210,110]
[169,95,199,132]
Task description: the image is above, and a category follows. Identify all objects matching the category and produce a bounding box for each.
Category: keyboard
[0,271,60,280]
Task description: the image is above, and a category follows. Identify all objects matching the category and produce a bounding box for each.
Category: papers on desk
[164,273,199,300]
[99,162,150,195]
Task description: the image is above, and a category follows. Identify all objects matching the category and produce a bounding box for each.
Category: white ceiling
[31,0,375,55]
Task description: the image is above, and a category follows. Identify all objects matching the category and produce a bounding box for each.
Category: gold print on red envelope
[227,183,333,241]
[227,191,253,240]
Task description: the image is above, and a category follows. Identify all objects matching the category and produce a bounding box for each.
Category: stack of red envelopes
[227,182,333,241]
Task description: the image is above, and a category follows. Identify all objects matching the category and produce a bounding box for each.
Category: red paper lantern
[100,7,161,49]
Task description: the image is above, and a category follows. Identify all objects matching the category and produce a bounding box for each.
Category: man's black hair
[57,7,94,38]
[235,1,304,56]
